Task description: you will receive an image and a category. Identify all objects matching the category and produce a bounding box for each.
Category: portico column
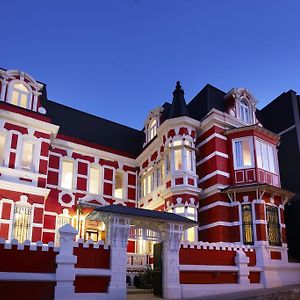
[162,223,183,299]
[106,215,131,300]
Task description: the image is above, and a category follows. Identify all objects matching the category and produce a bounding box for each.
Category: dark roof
[44,100,145,157]
[86,204,197,224]
[187,84,227,121]
[168,81,189,119]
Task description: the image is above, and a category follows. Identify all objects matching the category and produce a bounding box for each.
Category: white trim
[196,133,227,148]
[198,221,240,231]
[198,170,230,184]
[0,272,55,281]
[179,265,239,272]
[198,201,232,212]
[197,151,228,166]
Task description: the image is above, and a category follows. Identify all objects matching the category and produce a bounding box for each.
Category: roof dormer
[225,88,259,125]
[0,69,46,114]
[144,106,164,145]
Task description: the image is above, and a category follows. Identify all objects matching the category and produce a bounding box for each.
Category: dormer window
[240,100,250,124]
[9,82,31,109]
[149,119,157,140]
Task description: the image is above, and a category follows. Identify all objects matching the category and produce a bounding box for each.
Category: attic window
[239,100,250,124]
[9,82,31,109]
[149,119,157,140]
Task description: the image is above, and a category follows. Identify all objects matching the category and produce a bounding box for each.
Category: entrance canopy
[86,204,197,242]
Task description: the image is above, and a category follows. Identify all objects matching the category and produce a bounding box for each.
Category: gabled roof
[44,100,145,157]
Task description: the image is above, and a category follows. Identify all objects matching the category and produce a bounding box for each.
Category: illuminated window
[186,149,193,172]
[174,149,183,170]
[55,209,71,245]
[173,206,197,242]
[61,160,74,189]
[149,119,157,141]
[114,172,123,199]
[9,82,30,109]
[21,141,34,170]
[239,100,250,124]
[266,206,281,246]
[234,139,253,169]
[255,139,277,173]
[12,202,32,243]
[0,135,6,166]
[89,167,100,194]
[165,152,170,175]
[242,204,254,245]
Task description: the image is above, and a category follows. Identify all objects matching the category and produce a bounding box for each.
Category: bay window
[170,140,195,172]
[89,167,100,194]
[61,160,74,189]
[255,139,277,173]
[174,149,183,170]
[233,139,253,169]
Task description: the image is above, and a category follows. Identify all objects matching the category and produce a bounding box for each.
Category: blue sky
[2,0,300,129]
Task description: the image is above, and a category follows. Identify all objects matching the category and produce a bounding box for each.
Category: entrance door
[153,242,163,297]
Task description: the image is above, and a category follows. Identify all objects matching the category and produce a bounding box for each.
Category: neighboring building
[260,90,300,260]
[0,68,293,265]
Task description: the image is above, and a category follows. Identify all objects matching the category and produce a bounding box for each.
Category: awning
[86,204,197,232]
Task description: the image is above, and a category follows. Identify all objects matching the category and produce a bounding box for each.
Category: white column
[162,223,183,299]
[0,79,8,102]
[54,224,78,300]
[235,249,250,286]
[106,215,130,300]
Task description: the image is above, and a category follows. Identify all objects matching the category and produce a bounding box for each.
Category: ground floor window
[241,204,254,245]
[12,203,32,243]
[266,205,281,246]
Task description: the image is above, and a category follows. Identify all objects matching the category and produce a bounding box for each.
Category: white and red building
[0,68,299,298]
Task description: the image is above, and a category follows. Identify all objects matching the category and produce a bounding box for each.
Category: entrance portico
[86,204,197,299]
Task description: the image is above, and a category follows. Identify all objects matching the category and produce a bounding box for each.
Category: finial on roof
[176,81,181,88]
[168,80,189,119]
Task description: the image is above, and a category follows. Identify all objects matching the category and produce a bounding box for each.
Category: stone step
[127,287,153,295]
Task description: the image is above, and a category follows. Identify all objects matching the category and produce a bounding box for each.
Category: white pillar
[235,249,250,286]
[162,223,183,299]
[0,79,8,102]
[54,224,78,300]
[106,215,130,300]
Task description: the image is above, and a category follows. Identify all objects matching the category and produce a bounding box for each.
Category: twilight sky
[1,0,300,129]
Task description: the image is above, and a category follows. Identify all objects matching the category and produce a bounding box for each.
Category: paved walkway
[127,284,300,300]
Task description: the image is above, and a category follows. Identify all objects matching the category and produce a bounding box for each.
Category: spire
[168,81,189,119]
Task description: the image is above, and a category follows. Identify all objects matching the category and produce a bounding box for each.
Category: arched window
[9,82,31,109]
[239,100,250,124]
[149,119,157,141]
[114,172,123,199]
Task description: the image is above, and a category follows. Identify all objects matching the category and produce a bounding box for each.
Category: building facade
[0,68,293,264]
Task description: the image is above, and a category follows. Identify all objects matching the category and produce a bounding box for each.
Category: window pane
[165,153,170,175]
[242,204,253,244]
[266,206,281,246]
[147,174,152,194]
[187,227,195,242]
[14,83,28,92]
[174,149,182,170]
[268,145,275,173]
[13,204,32,243]
[61,161,74,189]
[255,140,262,168]
[0,135,5,165]
[22,142,33,170]
[235,141,243,167]
[114,172,123,199]
[20,94,28,108]
[11,91,19,105]
[187,207,195,215]
[242,140,252,167]
[173,140,183,146]
[89,167,100,194]
[186,149,193,171]
[175,207,184,214]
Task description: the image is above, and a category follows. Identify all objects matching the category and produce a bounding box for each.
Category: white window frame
[114,170,124,200]
[232,137,254,170]
[7,80,32,110]
[88,165,101,195]
[60,159,75,190]
[239,100,251,124]
[255,138,279,174]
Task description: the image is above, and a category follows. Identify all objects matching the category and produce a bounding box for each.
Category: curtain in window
[235,141,243,167]
[242,204,254,245]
